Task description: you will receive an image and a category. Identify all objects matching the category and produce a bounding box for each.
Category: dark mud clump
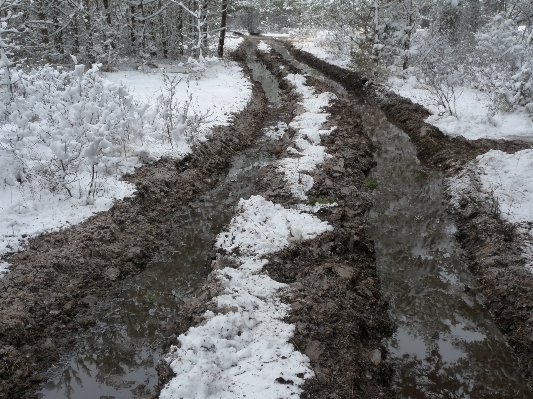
[0,51,269,398]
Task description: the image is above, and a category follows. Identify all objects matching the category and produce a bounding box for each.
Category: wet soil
[282,42,533,389]
[156,41,396,398]
[0,47,270,398]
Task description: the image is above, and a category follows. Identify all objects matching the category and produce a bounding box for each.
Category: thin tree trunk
[217,0,228,57]
[130,4,136,47]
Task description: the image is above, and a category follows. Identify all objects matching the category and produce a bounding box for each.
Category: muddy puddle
[267,40,533,398]
[362,108,533,398]
[36,51,281,399]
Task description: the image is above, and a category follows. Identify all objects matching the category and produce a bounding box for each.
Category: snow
[292,31,352,68]
[223,37,244,52]
[277,74,337,199]
[0,61,252,262]
[475,149,533,224]
[388,76,533,141]
[216,195,333,257]
[160,196,332,399]
[257,40,272,52]
[104,61,251,132]
[447,150,533,272]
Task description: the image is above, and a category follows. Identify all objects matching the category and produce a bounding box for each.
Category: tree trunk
[217,0,228,58]
[130,5,136,47]
[102,0,112,25]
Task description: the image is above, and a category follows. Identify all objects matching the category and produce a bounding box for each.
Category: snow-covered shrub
[413,33,468,116]
[0,61,211,206]
[0,63,154,202]
[473,14,533,112]
[158,70,213,147]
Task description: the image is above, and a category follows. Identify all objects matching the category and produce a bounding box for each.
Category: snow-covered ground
[291,31,352,68]
[388,76,533,142]
[448,150,533,271]
[160,73,337,398]
[0,60,252,270]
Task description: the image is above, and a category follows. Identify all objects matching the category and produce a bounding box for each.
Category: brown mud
[157,42,396,398]
[255,47,396,398]
[282,42,533,387]
[0,47,270,398]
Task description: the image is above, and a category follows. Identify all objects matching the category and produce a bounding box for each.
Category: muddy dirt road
[282,41,533,396]
[1,37,532,399]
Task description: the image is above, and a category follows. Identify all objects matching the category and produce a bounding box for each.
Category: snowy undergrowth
[0,60,252,261]
[160,73,339,398]
[292,31,352,68]
[447,149,533,271]
[278,73,336,199]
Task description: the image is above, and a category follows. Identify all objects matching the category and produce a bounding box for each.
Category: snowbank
[0,61,252,261]
[160,196,332,399]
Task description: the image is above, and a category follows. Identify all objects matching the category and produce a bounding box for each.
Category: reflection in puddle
[363,107,532,398]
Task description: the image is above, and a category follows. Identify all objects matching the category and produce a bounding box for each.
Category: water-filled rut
[36,48,281,399]
[270,40,533,398]
[363,102,532,398]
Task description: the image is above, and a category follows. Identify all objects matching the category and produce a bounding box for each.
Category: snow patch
[160,195,332,398]
[475,150,533,224]
[277,74,336,199]
[0,261,9,277]
[216,195,333,256]
[257,40,272,53]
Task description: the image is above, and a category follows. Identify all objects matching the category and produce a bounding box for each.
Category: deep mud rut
[281,41,533,395]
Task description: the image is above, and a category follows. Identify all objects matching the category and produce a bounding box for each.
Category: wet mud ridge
[282,42,533,389]
[156,42,396,398]
[0,48,270,398]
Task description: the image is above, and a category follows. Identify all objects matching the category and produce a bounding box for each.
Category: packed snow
[160,196,332,399]
[277,74,337,199]
[257,40,272,53]
[0,60,252,263]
